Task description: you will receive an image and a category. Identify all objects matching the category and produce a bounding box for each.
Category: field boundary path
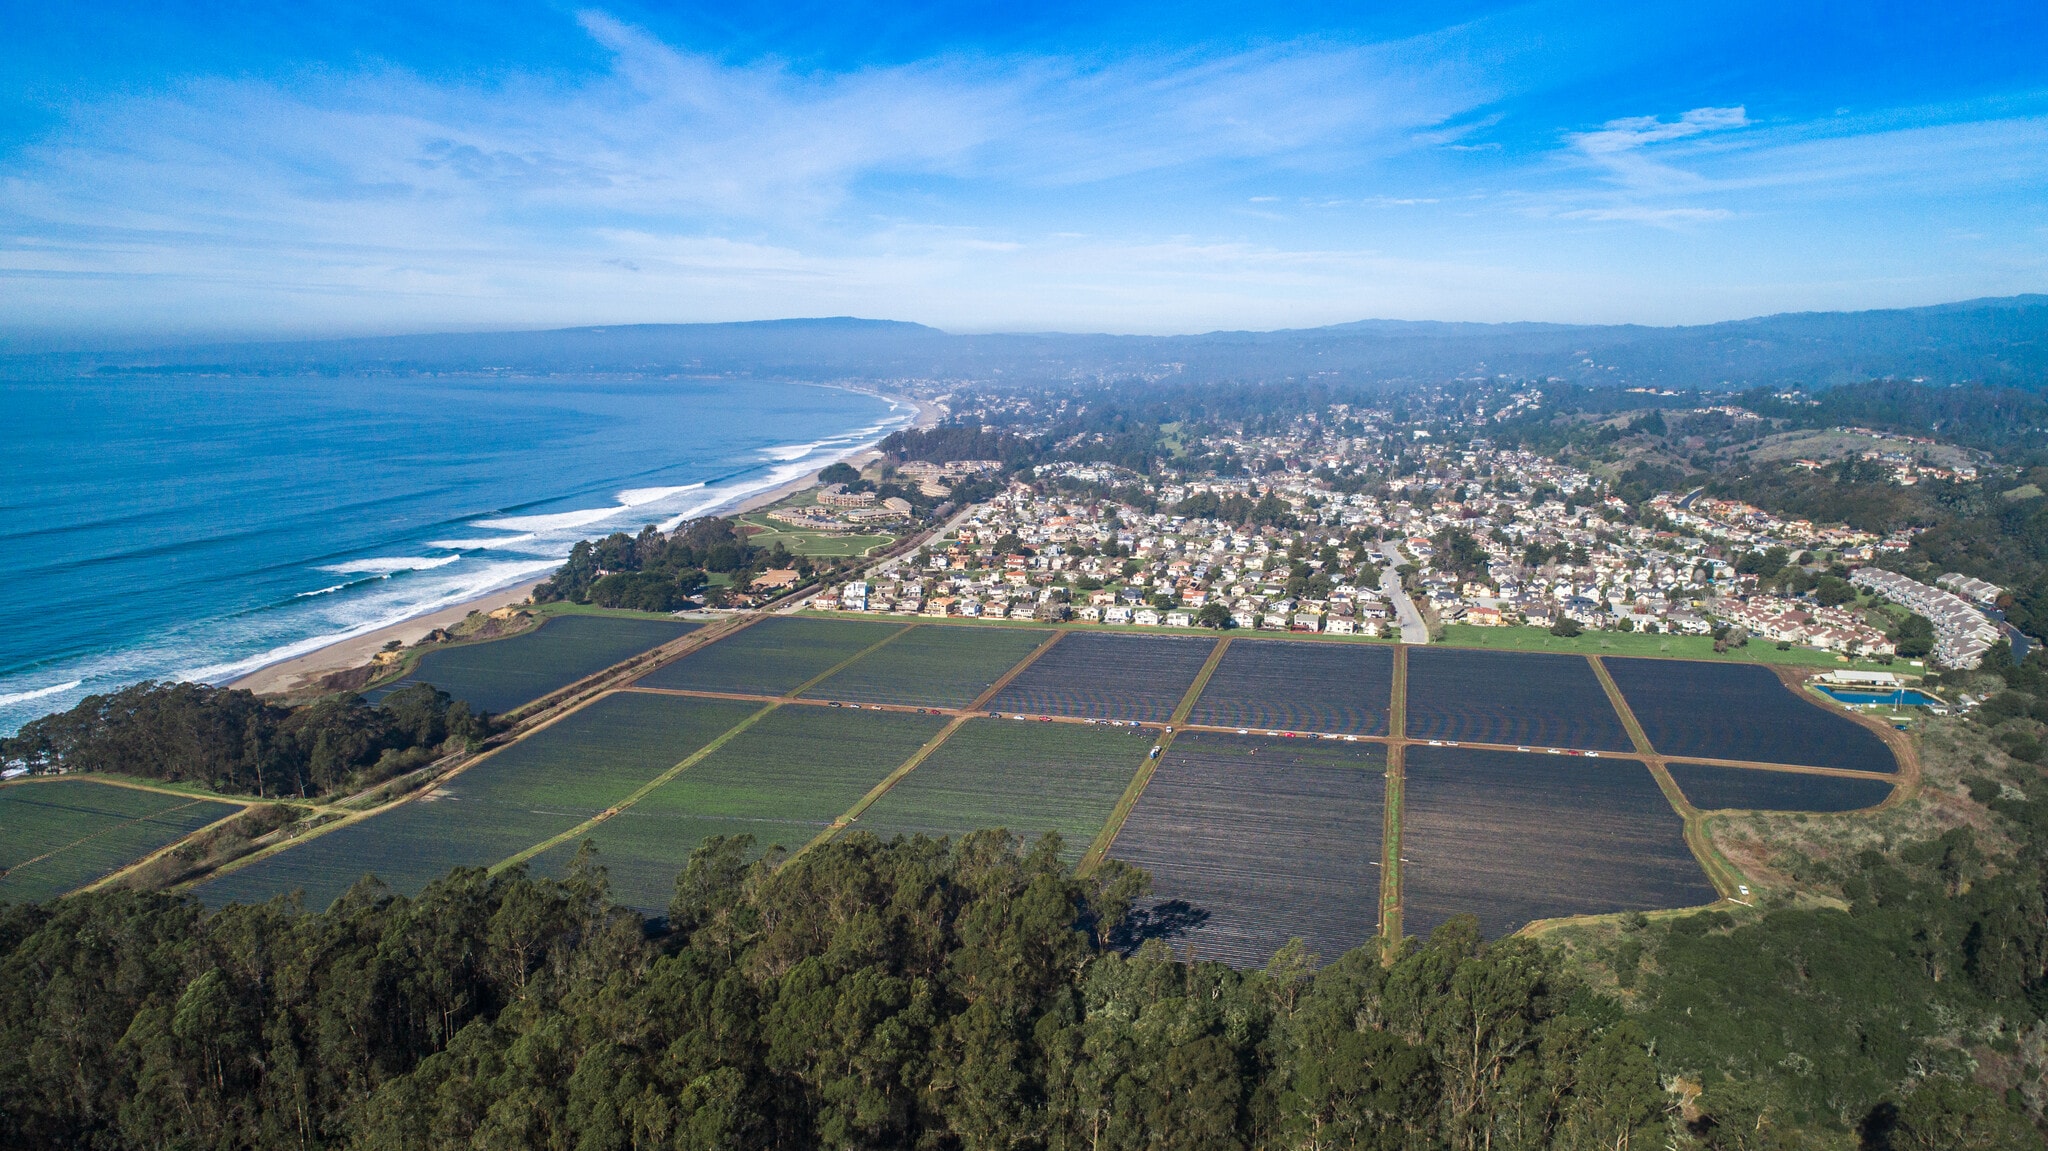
[1380,644,1409,945]
[1077,637,1230,874]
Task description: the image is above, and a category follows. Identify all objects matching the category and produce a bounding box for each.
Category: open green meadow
[734,510,895,557]
[801,624,1050,707]
[538,706,949,911]
[1,780,240,903]
[1438,623,1899,672]
[850,719,1151,859]
[637,616,908,696]
[376,614,697,715]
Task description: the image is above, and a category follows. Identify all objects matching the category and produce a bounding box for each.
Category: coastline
[227,390,936,697]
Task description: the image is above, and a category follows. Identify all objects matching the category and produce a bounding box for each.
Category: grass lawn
[734,511,896,557]
[802,624,1051,708]
[1,779,241,902]
[535,707,949,912]
[851,719,1153,860]
[1438,623,1900,673]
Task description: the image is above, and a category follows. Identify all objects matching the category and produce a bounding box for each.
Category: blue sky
[2,1,2044,336]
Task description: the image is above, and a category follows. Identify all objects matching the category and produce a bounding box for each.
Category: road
[1378,542,1431,644]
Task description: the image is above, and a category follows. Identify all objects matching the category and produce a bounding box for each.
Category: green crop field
[1,780,240,903]
[201,693,761,909]
[375,614,697,715]
[637,616,909,696]
[536,707,949,912]
[850,719,1151,860]
[802,624,1049,707]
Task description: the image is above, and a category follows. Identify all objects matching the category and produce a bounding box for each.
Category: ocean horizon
[0,374,908,734]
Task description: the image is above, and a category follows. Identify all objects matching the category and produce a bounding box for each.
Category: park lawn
[373,614,696,715]
[1438,624,1902,673]
[638,616,909,696]
[734,511,896,557]
[851,719,1152,860]
[1,780,241,902]
[536,706,949,912]
[802,624,1051,708]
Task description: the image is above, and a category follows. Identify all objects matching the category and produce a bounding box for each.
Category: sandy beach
[228,391,937,697]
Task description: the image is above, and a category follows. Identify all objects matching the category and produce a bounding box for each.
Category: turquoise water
[1816,686,1942,707]
[0,375,907,734]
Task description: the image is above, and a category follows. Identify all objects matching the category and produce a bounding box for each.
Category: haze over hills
[7,295,2047,392]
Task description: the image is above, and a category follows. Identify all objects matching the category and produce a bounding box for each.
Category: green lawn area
[801,624,1051,708]
[376,614,696,715]
[850,719,1153,861]
[637,616,910,696]
[1437,624,1902,672]
[1,780,241,903]
[734,510,896,557]
[535,706,949,911]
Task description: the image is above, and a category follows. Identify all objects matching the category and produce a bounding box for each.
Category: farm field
[1604,657,1898,773]
[1,780,241,903]
[984,632,1217,722]
[375,614,696,714]
[1665,762,1895,813]
[1185,639,1393,735]
[637,616,906,696]
[202,693,761,908]
[851,719,1150,858]
[1110,731,1385,966]
[1404,648,1635,751]
[534,706,949,912]
[199,800,574,911]
[1401,746,1716,939]
[802,624,1049,708]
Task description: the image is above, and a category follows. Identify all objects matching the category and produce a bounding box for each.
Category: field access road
[1377,543,1430,644]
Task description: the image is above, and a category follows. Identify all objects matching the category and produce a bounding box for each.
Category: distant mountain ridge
[8,295,2046,391]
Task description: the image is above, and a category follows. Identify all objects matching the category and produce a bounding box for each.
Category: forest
[0,681,486,799]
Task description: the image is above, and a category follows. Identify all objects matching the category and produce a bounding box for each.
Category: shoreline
[227,390,936,697]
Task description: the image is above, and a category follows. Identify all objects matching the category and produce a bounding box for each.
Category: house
[1232,608,1258,629]
[1292,612,1322,632]
[1076,605,1103,622]
[1325,617,1356,635]
[1104,605,1134,624]
[1134,608,1163,626]
[837,580,869,609]
[1465,605,1502,627]
[1165,610,1193,628]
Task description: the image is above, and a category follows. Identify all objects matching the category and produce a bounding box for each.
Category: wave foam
[0,680,84,708]
[477,484,705,534]
[319,555,462,575]
[428,534,539,551]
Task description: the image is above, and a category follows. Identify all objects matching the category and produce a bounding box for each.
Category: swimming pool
[1815,686,1942,707]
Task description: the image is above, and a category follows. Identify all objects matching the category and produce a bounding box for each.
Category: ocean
[0,374,909,734]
